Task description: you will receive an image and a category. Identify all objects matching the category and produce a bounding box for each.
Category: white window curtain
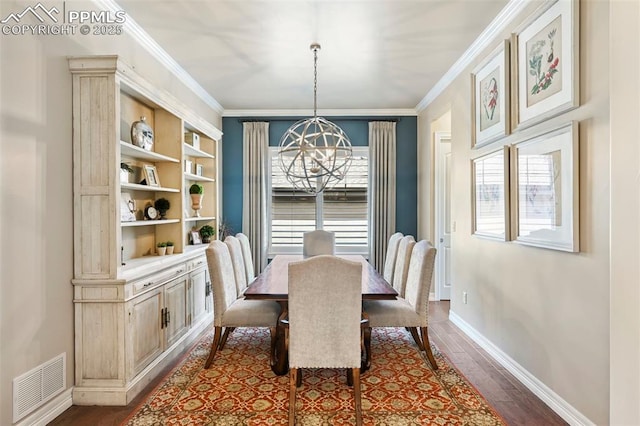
[368,121,397,272]
[242,122,269,273]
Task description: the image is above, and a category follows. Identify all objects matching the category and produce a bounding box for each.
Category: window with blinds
[269,147,369,254]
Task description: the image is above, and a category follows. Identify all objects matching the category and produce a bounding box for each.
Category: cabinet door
[129,287,164,378]
[190,268,208,326]
[165,276,189,348]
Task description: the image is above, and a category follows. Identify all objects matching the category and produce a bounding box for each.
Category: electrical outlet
[463,291,468,304]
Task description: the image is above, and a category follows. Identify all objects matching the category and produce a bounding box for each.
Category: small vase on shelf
[189,183,204,218]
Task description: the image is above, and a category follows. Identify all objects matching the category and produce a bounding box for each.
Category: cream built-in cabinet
[69,56,219,405]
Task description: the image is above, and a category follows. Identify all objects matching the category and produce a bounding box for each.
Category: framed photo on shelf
[190,231,202,245]
[195,164,204,176]
[471,40,510,148]
[120,193,137,222]
[511,0,579,130]
[472,146,510,240]
[143,164,160,187]
[512,121,579,252]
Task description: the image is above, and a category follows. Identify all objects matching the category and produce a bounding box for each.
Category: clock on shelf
[144,205,158,220]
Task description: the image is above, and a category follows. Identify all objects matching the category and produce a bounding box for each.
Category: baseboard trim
[448,310,594,426]
[14,388,73,426]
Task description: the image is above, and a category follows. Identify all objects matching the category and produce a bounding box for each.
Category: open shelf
[184,216,216,222]
[121,183,180,193]
[121,141,180,163]
[184,173,215,182]
[184,143,215,159]
[122,219,180,227]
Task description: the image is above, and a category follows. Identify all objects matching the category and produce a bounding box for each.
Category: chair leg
[289,368,298,426]
[347,368,353,386]
[408,327,425,351]
[420,327,438,370]
[362,326,371,372]
[352,367,362,426]
[219,327,235,349]
[204,326,223,369]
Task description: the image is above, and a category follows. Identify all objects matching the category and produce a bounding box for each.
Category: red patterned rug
[123,327,505,425]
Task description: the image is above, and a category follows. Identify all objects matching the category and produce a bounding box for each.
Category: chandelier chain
[313,46,318,117]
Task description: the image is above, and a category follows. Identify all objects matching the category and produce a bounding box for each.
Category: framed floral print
[511,0,579,130]
[472,146,510,240]
[512,122,579,252]
[471,40,510,148]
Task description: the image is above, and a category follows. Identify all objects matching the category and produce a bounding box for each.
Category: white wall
[0,1,221,424]
[609,1,640,424]
[418,1,611,423]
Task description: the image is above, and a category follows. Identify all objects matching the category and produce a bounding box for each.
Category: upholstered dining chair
[286,255,365,426]
[392,235,416,297]
[204,240,280,368]
[382,232,404,283]
[235,232,256,283]
[363,240,438,370]
[224,235,248,295]
[302,229,335,257]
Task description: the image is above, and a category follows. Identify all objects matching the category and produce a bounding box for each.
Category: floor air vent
[13,353,66,423]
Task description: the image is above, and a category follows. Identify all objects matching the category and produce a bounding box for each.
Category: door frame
[434,131,451,301]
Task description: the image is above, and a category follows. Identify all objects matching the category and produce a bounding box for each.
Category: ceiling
[116,0,509,112]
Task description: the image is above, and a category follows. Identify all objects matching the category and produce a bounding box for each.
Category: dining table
[243,254,398,375]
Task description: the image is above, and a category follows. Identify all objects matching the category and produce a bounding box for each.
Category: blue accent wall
[221,116,417,238]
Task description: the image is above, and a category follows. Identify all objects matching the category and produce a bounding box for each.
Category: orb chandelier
[278,43,353,194]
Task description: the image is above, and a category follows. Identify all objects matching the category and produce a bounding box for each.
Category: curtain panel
[242,122,269,273]
[368,121,397,272]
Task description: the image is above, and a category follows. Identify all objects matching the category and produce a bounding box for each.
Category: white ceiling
[116,0,509,112]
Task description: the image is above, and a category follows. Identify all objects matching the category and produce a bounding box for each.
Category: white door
[434,132,452,300]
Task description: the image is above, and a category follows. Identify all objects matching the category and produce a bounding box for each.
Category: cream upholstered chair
[302,229,335,257]
[204,241,280,368]
[382,232,404,283]
[236,232,256,283]
[364,240,438,370]
[225,235,248,295]
[392,235,416,297]
[287,255,364,426]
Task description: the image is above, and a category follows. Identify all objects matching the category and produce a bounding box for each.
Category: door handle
[440,238,444,243]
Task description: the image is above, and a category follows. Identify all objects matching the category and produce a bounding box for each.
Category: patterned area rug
[124,327,505,425]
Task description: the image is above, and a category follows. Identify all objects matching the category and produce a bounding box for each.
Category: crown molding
[93,0,224,114]
[416,0,531,112]
[222,109,418,118]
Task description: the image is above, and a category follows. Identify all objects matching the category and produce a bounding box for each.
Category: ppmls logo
[2,2,126,36]
[1,2,60,24]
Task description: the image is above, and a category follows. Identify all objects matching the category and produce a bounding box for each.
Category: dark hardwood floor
[49,301,566,425]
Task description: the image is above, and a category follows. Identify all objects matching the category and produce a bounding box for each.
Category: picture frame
[190,230,202,245]
[512,121,579,252]
[472,146,510,240]
[471,40,510,148]
[120,193,137,222]
[511,0,579,130]
[195,164,204,176]
[142,164,160,187]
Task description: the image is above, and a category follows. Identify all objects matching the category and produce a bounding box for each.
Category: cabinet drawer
[131,264,187,295]
[187,255,207,271]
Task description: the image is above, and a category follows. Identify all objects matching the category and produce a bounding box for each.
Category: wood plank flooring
[49,301,566,425]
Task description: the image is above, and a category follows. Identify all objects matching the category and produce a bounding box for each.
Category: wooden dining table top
[243,254,398,301]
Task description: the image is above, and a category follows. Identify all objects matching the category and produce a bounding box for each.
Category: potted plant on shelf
[166,241,174,255]
[156,241,167,256]
[189,183,204,217]
[154,197,170,219]
[199,225,215,244]
[120,162,134,183]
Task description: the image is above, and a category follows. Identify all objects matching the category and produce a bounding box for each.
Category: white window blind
[269,147,369,254]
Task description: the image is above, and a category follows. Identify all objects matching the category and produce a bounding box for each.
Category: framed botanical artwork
[471,40,510,148]
[472,146,510,240]
[512,121,579,252]
[143,164,160,187]
[511,0,579,130]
